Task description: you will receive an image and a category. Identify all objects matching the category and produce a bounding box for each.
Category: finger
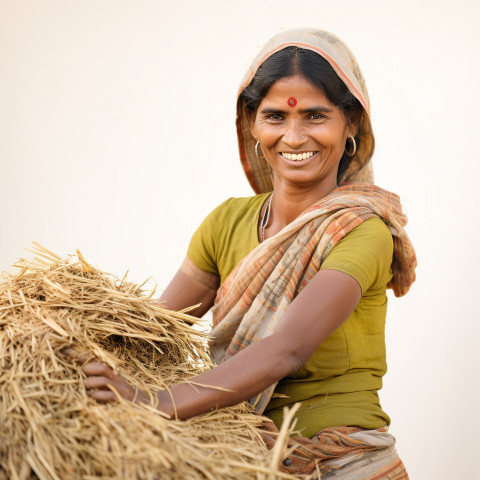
[87,389,118,403]
[61,347,78,358]
[61,348,91,363]
[84,376,111,390]
[82,362,114,377]
[84,375,135,402]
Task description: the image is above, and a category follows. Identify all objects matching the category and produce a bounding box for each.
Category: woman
[84,28,416,478]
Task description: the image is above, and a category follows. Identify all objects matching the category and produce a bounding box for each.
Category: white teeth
[281,152,315,161]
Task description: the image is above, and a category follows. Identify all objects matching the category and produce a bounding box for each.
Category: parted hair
[239,47,363,183]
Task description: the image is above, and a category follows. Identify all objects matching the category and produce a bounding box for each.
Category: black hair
[239,47,363,182]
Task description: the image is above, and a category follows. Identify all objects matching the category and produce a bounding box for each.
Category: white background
[1,1,479,478]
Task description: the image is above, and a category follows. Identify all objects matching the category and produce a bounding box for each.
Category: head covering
[236,28,375,194]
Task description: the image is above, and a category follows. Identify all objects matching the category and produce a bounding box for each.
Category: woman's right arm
[158,197,233,317]
[157,259,219,318]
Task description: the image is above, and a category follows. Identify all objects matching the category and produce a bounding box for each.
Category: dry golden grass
[0,244,297,480]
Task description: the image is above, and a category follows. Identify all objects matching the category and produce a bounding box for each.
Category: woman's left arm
[83,268,361,418]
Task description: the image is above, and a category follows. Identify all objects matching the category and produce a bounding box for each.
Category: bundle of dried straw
[0,244,297,480]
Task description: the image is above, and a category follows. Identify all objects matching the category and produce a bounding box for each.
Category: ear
[346,110,362,137]
[246,109,257,140]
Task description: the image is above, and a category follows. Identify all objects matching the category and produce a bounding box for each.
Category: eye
[265,113,284,122]
[309,113,327,121]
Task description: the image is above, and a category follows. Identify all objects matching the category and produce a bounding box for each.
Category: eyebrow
[259,106,333,114]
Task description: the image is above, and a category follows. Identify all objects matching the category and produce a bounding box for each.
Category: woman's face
[249,74,355,190]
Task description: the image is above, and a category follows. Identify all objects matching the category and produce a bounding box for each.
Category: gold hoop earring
[345,134,357,157]
[255,140,262,160]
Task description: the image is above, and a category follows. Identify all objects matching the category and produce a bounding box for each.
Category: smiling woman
[241,46,364,191]
[248,74,355,214]
[83,28,417,479]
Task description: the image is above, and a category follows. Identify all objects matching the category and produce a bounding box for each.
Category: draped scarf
[208,28,416,477]
[210,184,416,413]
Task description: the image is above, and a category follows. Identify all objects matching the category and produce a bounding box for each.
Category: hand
[82,362,145,404]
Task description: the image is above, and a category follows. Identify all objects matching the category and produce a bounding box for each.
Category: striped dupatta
[222,28,414,477]
[209,184,416,413]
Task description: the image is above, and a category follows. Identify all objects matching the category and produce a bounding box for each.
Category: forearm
[157,267,218,318]
[155,334,301,419]
[154,271,361,419]
[85,271,360,417]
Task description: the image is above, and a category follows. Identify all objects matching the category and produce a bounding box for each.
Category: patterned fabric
[261,420,409,479]
[237,28,376,194]
[214,28,415,478]
[210,184,416,413]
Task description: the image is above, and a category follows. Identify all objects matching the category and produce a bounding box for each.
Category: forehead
[261,74,330,106]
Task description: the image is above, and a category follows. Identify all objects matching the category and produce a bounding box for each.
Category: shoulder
[321,217,393,293]
[210,194,270,219]
[343,217,393,247]
[327,217,393,257]
[192,192,268,235]
[197,192,269,244]
[196,193,269,235]
[186,193,269,276]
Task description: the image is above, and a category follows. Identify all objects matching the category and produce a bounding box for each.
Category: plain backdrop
[1,1,479,478]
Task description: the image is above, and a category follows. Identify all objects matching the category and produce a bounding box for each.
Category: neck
[263,177,338,239]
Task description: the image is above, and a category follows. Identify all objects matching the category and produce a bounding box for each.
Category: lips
[280,151,316,161]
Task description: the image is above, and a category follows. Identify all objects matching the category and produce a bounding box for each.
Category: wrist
[155,389,176,419]
[131,387,149,405]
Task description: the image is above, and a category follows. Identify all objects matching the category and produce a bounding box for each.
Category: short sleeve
[320,217,394,293]
[186,201,229,276]
[186,193,269,284]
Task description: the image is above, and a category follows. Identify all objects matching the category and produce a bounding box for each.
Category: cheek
[327,124,348,149]
[315,128,345,152]
[256,126,278,145]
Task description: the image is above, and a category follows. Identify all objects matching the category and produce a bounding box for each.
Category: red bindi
[287,97,297,107]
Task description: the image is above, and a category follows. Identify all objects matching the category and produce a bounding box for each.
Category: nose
[282,120,306,148]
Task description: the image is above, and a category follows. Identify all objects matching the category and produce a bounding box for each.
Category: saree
[261,422,409,479]
[208,28,416,478]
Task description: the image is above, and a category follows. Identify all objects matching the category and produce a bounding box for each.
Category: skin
[83,73,362,420]
[249,74,358,236]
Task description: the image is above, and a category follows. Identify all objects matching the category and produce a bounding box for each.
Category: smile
[280,151,317,161]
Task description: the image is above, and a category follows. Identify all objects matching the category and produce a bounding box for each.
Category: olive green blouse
[187,194,393,437]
